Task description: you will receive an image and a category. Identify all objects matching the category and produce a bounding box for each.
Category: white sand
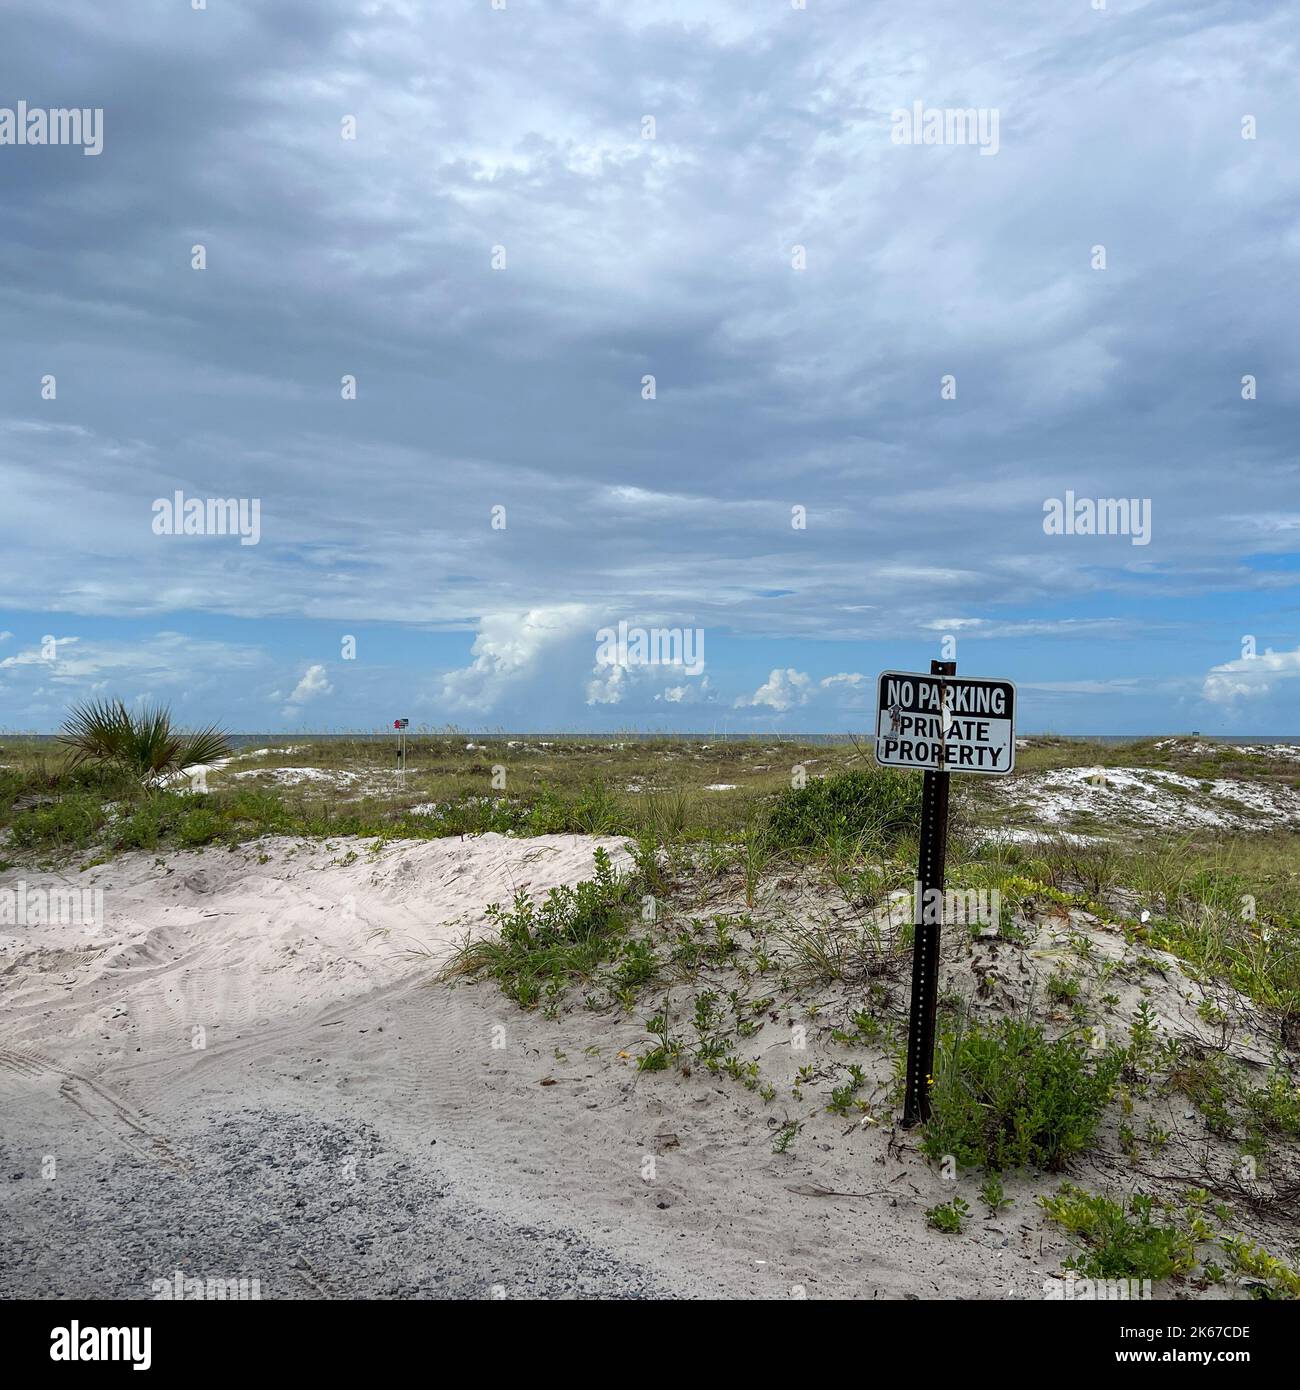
[230,766,355,785]
[0,834,631,1070]
[2,834,720,1298]
[2,831,1292,1300]
[992,765,1300,830]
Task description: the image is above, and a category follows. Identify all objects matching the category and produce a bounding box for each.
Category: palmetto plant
[59,699,230,786]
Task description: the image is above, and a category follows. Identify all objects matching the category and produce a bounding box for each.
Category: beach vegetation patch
[58,698,230,786]
[922,1016,1123,1172]
[766,767,923,851]
[1040,1185,1196,1281]
[8,792,107,850]
[438,847,647,1009]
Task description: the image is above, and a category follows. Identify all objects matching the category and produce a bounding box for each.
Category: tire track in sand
[0,1046,189,1172]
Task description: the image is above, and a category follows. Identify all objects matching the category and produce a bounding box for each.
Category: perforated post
[901,659,954,1127]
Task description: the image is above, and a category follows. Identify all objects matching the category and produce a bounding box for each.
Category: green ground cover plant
[438,847,645,1011]
[1040,1186,1197,1281]
[922,1016,1124,1171]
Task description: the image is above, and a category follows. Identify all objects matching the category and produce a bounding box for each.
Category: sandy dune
[0,832,1054,1300]
[2,831,1290,1301]
[0,834,631,1070]
[990,765,1300,830]
[2,835,723,1299]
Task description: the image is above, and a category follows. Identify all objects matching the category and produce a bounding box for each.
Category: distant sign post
[876,663,1016,1127]
[394,718,409,770]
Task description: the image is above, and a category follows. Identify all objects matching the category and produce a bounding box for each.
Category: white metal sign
[875,670,1016,775]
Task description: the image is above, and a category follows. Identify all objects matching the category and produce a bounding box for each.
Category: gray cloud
[1,0,1297,728]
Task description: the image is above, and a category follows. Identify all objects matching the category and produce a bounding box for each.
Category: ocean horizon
[7,731,1300,747]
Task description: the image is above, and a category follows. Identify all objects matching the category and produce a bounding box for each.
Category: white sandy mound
[974,827,1101,847]
[231,766,354,785]
[224,764,416,799]
[1235,743,1300,762]
[0,833,631,1070]
[1153,738,1300,763]
[996,765,1300,830]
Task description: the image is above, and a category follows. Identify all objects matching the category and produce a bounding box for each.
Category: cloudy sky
[1,0,1297,734]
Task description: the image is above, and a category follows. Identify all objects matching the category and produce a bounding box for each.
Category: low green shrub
[766,768,922,850]
[1041,1185,1197,1281]
[1244,1068,1300,1140]
[922,1016,1123,1171]
[438,848,644,1008]
[1221,1236,1300,1299]
[7,794,107,850]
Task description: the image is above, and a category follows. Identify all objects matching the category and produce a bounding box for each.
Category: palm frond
[58,699,230,786]
[176,726,233,772]
[58,698,132,768]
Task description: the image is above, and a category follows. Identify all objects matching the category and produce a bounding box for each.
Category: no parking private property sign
[875,669,1016,775]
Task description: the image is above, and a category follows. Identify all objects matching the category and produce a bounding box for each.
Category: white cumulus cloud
[442,605,594,714]
[286,664,333,706]
[656,677,711,704]
[735,668,812,712]
[1202,646,1300,704]
[586,660,629,706]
